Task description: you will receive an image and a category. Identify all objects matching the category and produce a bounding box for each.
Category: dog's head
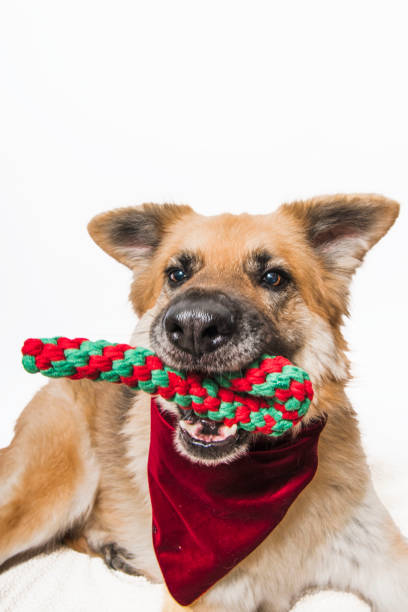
[88,195,399,464]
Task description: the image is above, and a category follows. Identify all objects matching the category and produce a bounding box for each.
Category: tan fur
[1,194,406,611]
[0,379,99,565]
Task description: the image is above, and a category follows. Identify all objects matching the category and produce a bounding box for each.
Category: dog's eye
[168,268,187,284]
[262,270,283,288]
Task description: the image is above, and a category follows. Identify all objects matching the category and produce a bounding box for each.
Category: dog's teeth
[218,423,238,437]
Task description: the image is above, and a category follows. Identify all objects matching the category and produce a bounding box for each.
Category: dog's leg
[311,482,408,611]
[0,379,99,566]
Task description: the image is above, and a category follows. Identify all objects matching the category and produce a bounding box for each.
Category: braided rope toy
[21,337,314,437]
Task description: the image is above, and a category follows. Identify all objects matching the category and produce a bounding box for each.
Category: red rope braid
[21,337,314,437]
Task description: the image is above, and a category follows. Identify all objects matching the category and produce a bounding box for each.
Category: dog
[1,194,407,611]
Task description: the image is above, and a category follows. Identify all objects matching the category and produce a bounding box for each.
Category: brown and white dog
[1,194,407,611]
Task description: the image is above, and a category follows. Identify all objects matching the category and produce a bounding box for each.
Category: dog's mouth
[176,409,250,463]
[180,414,237,446]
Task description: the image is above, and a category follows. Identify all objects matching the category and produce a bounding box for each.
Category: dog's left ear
[282,194,399,277]
[88,203,193,269]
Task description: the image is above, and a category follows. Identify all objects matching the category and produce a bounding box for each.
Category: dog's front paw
[101,542,140,576]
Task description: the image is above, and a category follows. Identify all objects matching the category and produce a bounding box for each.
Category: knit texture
[21,337,314,437]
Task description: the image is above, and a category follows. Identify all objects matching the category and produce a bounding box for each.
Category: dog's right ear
[88,203,193,269]
[281,193,400,279]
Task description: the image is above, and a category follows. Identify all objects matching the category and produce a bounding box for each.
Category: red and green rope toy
[21,337,314,437]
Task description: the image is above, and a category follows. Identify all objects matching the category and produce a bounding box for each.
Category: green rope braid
[21,337,314,437]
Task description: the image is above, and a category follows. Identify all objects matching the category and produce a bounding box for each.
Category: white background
[0,1,407,610]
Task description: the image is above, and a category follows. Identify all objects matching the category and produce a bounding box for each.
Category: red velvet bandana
[148,399,326,606]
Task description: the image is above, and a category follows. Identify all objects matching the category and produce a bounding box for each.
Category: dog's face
[89,195,399,464]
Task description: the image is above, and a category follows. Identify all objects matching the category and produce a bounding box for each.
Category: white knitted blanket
[1,462,406,611]
[0,547,368,612]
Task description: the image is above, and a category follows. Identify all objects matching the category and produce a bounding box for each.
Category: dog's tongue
[179,419,238,443]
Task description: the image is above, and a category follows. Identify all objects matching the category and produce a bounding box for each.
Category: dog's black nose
[164,294,236,356]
